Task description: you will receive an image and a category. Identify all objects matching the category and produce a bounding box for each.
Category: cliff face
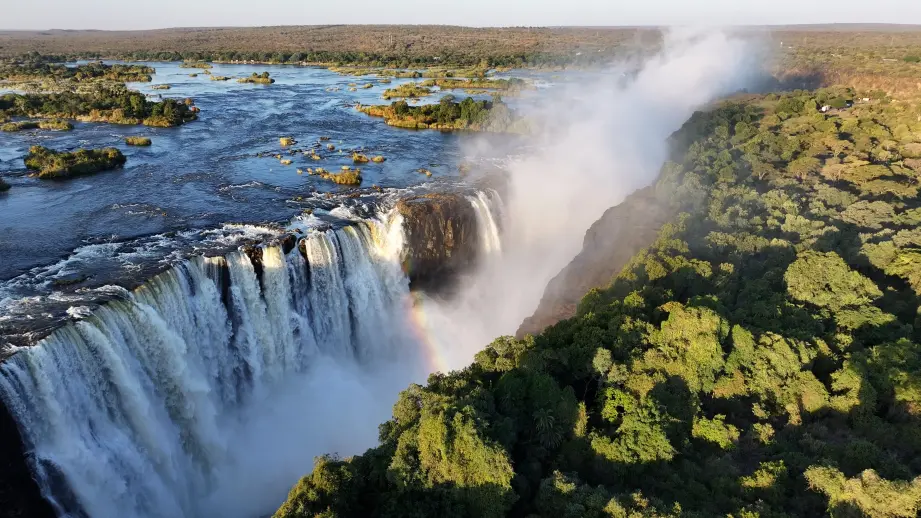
[0,400,55,518]
[517,186,673,337]
[396,193,480,292]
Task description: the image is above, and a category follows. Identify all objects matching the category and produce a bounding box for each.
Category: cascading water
[0,193,506,518]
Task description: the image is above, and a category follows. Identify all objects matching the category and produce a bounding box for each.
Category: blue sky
[5,0,921,30]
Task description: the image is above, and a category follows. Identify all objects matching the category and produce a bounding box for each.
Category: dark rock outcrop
[0,400,55,518]
[517,186,673,338]
[396,193,480,292]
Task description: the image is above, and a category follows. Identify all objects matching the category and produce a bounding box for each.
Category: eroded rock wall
[517,186,673,337]
[396,193,480,292]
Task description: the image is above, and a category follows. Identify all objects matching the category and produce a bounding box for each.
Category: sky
[4,0,921,31]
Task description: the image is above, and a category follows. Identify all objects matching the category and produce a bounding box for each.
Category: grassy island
[210,75,232,81]
[0,87,198,127]
[150,84,171,90]
[1,119,73,131]
[315,166,362,185]
[125,136,152,146]
[0,60,154,83]
[358,95,528,132]
[179,62,213,69]
[420,77,527,91]
[382,83,432,99]
[24,145,126,179]
[238,72,275,84]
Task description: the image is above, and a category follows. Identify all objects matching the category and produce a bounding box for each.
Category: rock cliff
[517,186,673,337]
[396,193,480,293]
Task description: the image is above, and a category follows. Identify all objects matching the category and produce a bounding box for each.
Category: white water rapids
[0,194,504,518]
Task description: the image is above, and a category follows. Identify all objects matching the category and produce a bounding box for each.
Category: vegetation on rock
[238,72,275,84]
[0,59,154,83]
[275,87,921,518]
[358,95,528,133]
[124,136,151,146]
[318,166,362,185]
[382,83,432,99]
[420,77,527,91]
[0,86,197,127]
[24,145,126,179]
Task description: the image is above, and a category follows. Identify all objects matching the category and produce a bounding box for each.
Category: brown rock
[396,193,480,292]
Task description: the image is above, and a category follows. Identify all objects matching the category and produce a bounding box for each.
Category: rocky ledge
[396,193,481,293]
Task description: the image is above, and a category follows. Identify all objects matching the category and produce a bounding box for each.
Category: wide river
[0,62,549,341]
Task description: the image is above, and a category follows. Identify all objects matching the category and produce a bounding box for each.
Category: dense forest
[275,86,921,517]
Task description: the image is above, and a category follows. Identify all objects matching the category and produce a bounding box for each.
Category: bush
[24,145,126,179]
[0,177,9,192]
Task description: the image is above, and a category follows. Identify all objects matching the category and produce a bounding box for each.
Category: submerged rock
[396,193,480,292]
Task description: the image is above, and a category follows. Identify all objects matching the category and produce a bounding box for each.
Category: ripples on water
[0,61,535,280]
[0,62,543,341]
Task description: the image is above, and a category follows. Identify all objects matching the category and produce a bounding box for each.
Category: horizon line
[3,22,921,33]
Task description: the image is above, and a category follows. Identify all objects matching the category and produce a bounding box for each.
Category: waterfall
[466,189,504,256]
[0,214,422,518]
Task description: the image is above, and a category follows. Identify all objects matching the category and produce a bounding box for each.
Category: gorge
[0,30,763,518]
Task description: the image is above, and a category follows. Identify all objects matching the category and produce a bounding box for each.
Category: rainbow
[406,291,453,374]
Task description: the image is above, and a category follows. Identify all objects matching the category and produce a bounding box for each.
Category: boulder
[396,193,480,292]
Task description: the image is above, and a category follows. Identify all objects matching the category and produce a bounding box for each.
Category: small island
[382,83,432,100]
[238,72,275,84]
[24,145,126,179]
[125,136,152,146]
[1,119,74,132]
[179,62,213,70]
[310,166,362,185]
[0,88,198,128]
[420,77,527,91]
[357,95,528,132]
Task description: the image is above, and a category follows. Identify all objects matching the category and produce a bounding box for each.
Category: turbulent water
[0,195,503,518]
